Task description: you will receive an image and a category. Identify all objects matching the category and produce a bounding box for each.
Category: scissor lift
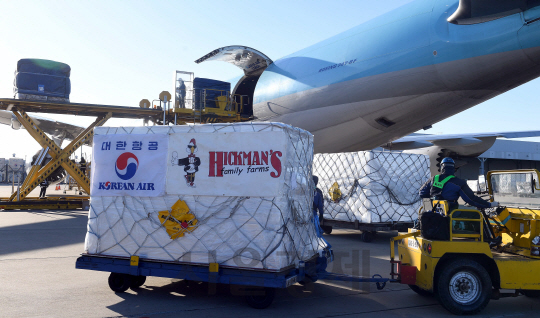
[0,95,250,210]
[0,99,162,210]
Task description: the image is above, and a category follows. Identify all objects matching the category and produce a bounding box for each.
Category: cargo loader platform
[0,96,249,211]
[0,196,89,210]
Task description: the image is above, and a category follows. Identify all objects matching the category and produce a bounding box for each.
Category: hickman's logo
[208,150,282,178]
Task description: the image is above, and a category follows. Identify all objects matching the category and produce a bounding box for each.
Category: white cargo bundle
[85,123,323,271]
[313,151,429,223]
[7,158,25,183]
[0,158,5,182]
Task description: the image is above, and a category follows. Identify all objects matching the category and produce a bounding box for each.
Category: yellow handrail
[448,209,484,242]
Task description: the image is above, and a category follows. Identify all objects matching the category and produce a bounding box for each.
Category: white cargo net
[313,151,429,223]
[85,122,326,271]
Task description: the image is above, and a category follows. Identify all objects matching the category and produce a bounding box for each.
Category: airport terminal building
[456,139,540,180]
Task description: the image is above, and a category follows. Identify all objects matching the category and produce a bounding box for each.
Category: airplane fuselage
[252,0,540,153]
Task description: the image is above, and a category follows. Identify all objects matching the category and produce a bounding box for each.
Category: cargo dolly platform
[76,250,390,309]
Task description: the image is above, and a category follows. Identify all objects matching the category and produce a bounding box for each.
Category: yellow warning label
[329,181,342,202]
[130,255,139,266]
[158,199,198,239]
[209,263,219,272]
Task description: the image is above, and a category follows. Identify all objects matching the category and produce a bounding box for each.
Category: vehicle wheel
[108,273,132,293]
[361,231,374,243]
[521,290,540,298]
[409,284,433,296]
[245,287,276,309]
[322,225,332,235]
[436,259,492,315]
[130,275,146,289]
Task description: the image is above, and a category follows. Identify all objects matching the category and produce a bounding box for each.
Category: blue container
[14,59,71,100]
[193,77,230,110]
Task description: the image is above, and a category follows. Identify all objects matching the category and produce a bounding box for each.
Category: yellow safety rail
[448,209,484,242]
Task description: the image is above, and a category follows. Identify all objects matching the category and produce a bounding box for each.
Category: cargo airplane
[196,0,540,166]
[3,0,540,177]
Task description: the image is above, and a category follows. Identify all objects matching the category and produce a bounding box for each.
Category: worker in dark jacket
[313,175,331,247]
[80,158,87,176]
[313,176,324,223]
[420,158,498,210]
[39,180,49,198]
[419,157,500,244]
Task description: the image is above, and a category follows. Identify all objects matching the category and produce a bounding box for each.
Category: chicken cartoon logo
[172,138,201,188]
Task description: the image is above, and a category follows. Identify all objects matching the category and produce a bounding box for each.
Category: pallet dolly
[76,248,390,309]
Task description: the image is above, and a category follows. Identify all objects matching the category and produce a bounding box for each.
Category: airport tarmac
[1,185,540,317]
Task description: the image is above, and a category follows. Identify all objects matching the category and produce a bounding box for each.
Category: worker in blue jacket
[419,157,499,211]
[312,176,331,247]
[313,176,324,223]
[420,157,501,245]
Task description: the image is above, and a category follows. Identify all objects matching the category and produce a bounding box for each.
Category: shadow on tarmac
[105,278,410,317]
[0,209,88,256]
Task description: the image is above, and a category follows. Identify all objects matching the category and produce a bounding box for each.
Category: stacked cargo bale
[14,59,71,102]
[7,158,25,183]
[85,123,325,271]
[313,151,429,223]
[0,158,5,183]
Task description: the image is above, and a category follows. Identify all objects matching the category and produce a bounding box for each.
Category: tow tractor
[391,169,540,315]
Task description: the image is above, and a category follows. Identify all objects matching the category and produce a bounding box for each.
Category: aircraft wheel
[436,259,491,315]
[108,273,132,293]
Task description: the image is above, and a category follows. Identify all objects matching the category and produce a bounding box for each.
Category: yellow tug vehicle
[391,169,540,315]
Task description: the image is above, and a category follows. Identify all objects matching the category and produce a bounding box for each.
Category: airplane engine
[30,151,71,184]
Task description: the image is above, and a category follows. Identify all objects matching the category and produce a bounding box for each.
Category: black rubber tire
[436,259,492,315]
[322,225,332,235]
[245,287,276,309]
[361,231,374,243]
[130,275,146,289]
[522,290,540,298]
[108,273,132,293]
[408,284,433,296]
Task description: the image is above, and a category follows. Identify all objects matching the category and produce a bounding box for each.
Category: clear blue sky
[0,0,539,161]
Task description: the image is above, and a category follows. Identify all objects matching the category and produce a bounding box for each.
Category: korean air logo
[115,152,139,180]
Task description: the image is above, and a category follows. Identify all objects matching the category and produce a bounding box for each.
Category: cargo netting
[85,123,327,271]
[313,151,429,223]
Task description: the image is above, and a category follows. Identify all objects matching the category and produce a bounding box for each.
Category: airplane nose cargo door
[195,46,272,117]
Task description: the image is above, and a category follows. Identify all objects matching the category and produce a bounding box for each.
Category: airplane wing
[384,130,540,176]
[383,131,540,150]
[0,109,86,144]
